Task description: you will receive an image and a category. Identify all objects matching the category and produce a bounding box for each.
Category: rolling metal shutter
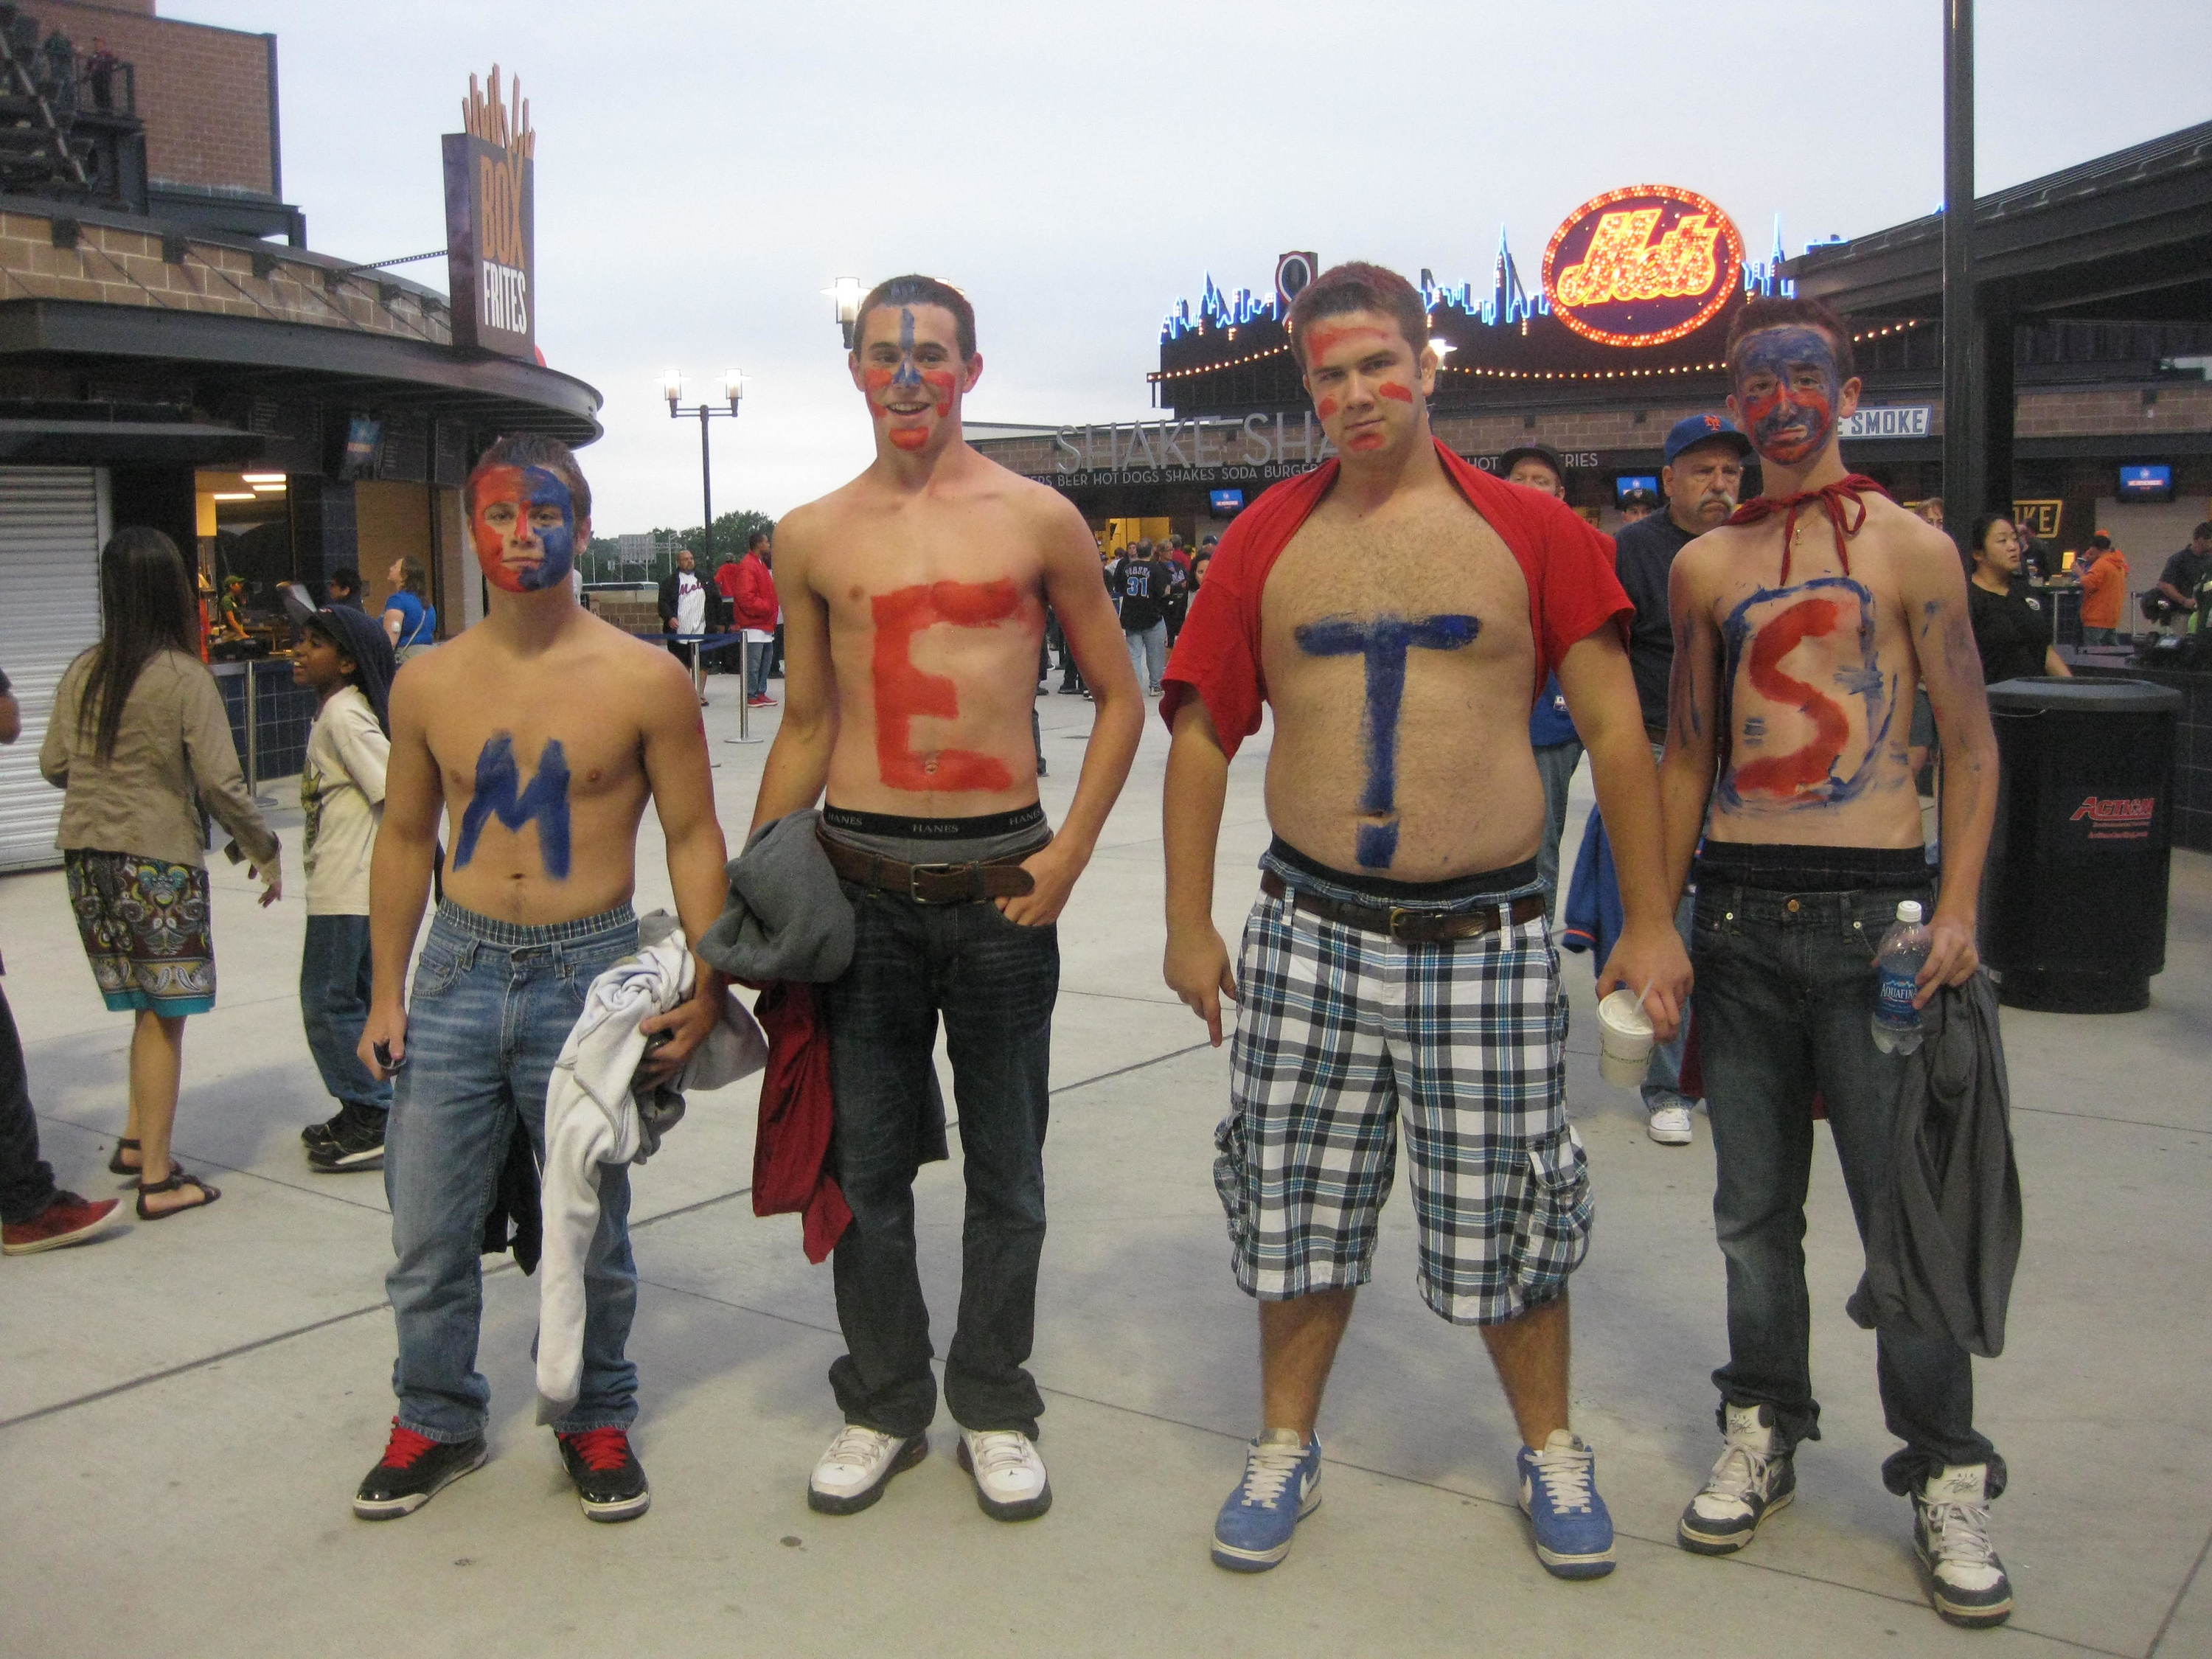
[0,467,105,871]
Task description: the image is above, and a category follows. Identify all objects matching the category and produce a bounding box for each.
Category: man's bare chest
[426,689,644,810]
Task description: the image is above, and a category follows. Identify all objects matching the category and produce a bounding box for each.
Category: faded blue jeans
[299,914,392,1116]
[383,902,639,1443]
[1691,877,2002,1496]
[824,882,1059,1439]
[1124,620,1167,691]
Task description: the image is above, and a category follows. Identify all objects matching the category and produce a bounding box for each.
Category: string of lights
[1148,319,1922,385]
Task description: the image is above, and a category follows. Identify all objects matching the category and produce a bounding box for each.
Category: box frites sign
[443,66,535,359]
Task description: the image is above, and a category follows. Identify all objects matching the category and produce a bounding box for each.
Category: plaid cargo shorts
[1214,876,1591,1326]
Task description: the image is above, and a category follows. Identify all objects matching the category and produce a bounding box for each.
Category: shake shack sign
[443,66,536,359]
[1031,414,1607,489]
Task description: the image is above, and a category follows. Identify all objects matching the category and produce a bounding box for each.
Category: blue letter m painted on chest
[454,734,572,879]
[1293,612,1481,869]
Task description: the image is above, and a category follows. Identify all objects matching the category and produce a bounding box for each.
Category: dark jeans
[824,883,1059,1439]
[0,983,57,1224]
[1693,878,2002,1495]
[299,914,391,1115]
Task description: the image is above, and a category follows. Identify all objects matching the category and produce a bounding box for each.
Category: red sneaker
[748,695,778,708]
[2,1192,122,1256]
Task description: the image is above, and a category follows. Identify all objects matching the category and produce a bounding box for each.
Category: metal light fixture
[721,368,745,411]
[660,367,685,407]
[659,360,759,742]
[1428,336,1456,361]
[827,276,863,348]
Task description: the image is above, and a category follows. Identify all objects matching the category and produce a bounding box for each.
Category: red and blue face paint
[865,307,959,453]
[470,462,576,593]
[1732,326,1842,467]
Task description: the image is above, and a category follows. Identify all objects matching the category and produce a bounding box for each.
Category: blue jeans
[1692,879,2001,1495]
[299,914,391,1115]
[744,638,771,700]
[1124,620,1166,689]
[1531,738,1584,899]
[383,902,640,1442]
[0,983,56,1224]
[824,883,1059,1439]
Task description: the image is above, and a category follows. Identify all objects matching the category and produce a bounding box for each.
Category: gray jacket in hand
[699,808,855,985]
[1847,972,2023,1358]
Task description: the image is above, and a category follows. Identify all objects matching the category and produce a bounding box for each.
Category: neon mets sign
[1542,184,1745,348]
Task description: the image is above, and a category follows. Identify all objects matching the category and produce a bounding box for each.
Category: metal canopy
[1788,120,2212,322]
[0,296,602,444]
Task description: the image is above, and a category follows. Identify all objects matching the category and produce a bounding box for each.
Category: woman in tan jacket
[40,529,281,1219]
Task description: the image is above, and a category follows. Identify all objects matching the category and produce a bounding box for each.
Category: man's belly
[1264,737,1545,883]
[1706,771,1926,851]
[440,796,648,924]
[825,707,1041,817]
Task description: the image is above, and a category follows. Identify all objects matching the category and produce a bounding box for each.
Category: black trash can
[1980,676,2183,1013]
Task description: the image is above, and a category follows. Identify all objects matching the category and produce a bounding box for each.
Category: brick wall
[35,0,274,195]
[0,207,447,344]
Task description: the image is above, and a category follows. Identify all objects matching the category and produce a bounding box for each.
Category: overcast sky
[167,0,2212,535]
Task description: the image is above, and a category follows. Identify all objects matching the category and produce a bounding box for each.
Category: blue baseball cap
[1663,413,1753,466]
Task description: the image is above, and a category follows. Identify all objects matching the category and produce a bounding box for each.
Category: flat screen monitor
[2118,464,2173,502]
[1614,473,1659,504]
[338,414,383,481]
[1209,488,1245,514]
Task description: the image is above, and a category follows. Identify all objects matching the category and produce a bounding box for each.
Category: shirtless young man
[751,276,1141,1522]
[1161,262,1691,1582]
[1658,296,2013,1628]
[349,434,729,1524]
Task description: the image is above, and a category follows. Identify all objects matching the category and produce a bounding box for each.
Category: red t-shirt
[1160,439,1629,757]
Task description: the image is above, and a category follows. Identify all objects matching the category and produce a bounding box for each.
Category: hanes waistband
[822,802,1046,841]
[1696,841,1931,893]
[431,900,638,947]
[1265,835,1540,906]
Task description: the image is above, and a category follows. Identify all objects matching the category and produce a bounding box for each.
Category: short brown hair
[855,274,977,361]
[1286,261,1427,369]
[1725,294,1857,384]
[465,433,593,524]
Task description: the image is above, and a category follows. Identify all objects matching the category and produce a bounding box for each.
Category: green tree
[674,509,776,566]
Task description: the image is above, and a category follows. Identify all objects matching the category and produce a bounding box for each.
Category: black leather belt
[1259,870,1546,942]
[818,830,1039,904]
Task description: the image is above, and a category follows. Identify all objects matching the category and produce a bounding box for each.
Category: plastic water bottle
[1871,900,1931,1054]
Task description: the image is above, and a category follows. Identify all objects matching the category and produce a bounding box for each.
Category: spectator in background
[40,529,281,1221]
[1615,414,1751,1147]
[382,557,437,660]
[1163,541,1192,647]
[728,530,780,708]
[1110,538,1172,695]
[327,566,366,609]
[1910,498,1946,531]
[0,663,125,1256]
[1499,443,1596,899]
[1619,486,1659,524]
[2152,522,2212,633]
[657,546,713,703]
[2076,533,2129,645]
[1967,515,2070,682]
[216,574,251,641]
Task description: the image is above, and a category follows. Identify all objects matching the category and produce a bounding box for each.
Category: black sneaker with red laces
[556,1427,651,1522]
[352,1419,487,1519]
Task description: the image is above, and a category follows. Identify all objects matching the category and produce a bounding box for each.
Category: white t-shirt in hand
[675,571,707,636]
[299,685,389,916]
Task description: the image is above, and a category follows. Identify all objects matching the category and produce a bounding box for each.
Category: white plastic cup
[1596,989,1656,1088]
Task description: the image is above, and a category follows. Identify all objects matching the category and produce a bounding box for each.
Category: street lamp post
[661,367,762,741]
[827,276,863,349]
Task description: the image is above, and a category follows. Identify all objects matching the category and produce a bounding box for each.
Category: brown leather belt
[818,829,1038,905]
[1259,870,1545,942]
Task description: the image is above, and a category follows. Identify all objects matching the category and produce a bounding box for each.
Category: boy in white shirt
[293,605,398,1171]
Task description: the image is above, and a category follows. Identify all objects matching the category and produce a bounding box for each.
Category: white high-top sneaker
[1678,1402,1795,1554]
[957,1429,1051,1521]
[1913,1464,2014,1628]
[807,1425,928,1515]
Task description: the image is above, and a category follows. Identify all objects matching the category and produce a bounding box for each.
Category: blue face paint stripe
[1294,611,1481,868]
[453,733,572,878]
[891,306,922,391]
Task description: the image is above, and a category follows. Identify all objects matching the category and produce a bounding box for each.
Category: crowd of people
[3,263,2042,1633]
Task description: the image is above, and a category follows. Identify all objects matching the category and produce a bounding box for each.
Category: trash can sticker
[2066,795,2159,844]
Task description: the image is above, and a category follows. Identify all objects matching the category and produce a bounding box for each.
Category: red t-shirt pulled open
[1160,439,1629,756]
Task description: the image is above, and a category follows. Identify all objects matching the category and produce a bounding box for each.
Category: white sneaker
[807,1424,928,1515]
[1913,1464,2013,1628]
[958,1428,1052,1520]
[1648,1104,1694,1145]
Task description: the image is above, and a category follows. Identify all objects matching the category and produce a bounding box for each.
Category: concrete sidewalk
[4,678,2208,1659]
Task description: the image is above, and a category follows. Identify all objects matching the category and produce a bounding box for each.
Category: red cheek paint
[1377,382,1415,403]
[922,369,957,417]
[863,367,894,420]
[1731,597,1850,799]
[872,580,1020,793]
[1315,395,1340,420]
[1346,432,1386,452]
[888,428,928,451]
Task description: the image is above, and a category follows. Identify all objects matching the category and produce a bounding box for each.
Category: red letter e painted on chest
[871,579,1020,793]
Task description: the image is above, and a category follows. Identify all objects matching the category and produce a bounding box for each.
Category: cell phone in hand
[373,1040,407,1074]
